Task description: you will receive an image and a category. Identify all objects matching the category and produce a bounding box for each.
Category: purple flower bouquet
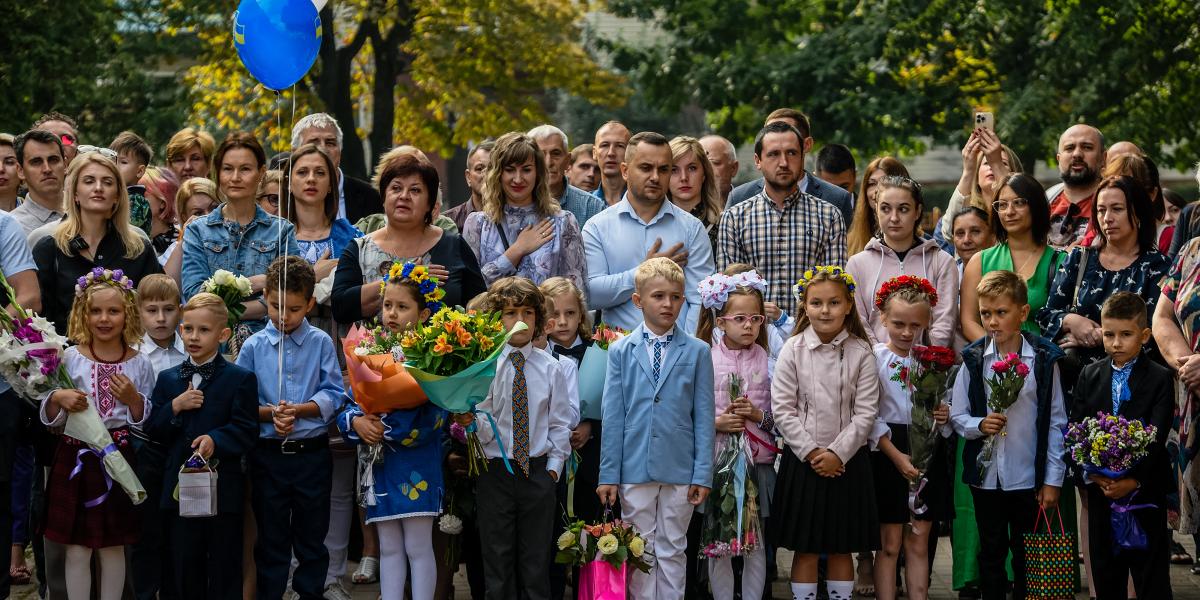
[1064,412,1157,479]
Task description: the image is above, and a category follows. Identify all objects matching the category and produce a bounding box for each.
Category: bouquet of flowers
[555,518,653,573]
[1065,412,1158,479]
[342,324,427,415]
[700,374,761,559]
[400,307,526,475]
[907,345,955,514]
[199,269,253,329]
[577,323,629,420]
[977,351,1030,477]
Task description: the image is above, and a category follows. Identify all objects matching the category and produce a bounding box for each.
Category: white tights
[64,544,124,600]
[707,544,766,600]
[376,516,435,600]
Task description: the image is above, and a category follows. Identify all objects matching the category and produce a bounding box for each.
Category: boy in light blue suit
[597,257,715,600]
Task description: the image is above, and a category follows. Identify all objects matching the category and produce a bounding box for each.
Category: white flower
[213,270,236,287]
[234,275,252,297]
[353,347,369,356]
[597,534,619,555]
[438,514,463,535]
[629,536,645,557]
[557,530,576,550]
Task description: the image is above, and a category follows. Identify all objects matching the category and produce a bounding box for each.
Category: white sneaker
[323,582,353,600]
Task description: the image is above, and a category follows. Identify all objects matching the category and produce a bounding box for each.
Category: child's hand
[596,484,619,506]
[687,485,710,506]
[191,435,215,460]
[52,389,88,413]
[1037,484,1061,509]
[763,301,782,322]
[352,414,384,445]
[811,450,845,477]
[730,397,764,424]
[893,453,920,480]
[715,413,745,433]
[272,403,296,437]
[979,412,1007,435]
[452,412,475,427]
[172,385,204,415]
[932,404,950,425]
[570,421,592,450]
[1101,477,1139,500]
[447,451,469,477]
[109,373,140,407]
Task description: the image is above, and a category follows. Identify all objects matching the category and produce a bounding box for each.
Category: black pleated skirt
[771,446,880,554]
[870,423,954,524]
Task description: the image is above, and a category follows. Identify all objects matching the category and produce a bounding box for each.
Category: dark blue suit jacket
[144,355,259,514]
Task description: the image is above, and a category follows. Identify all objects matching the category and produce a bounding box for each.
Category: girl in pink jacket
[771,266,881,600]
[696,269,777,600]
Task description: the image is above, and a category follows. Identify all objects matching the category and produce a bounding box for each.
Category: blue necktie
[645,332,673,383]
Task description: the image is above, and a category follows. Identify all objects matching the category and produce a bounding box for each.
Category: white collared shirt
[476,343,573,476]
[185,353,218,389]
[137,332,187,377]
[949,337,1067,490]
[643,328,674,368]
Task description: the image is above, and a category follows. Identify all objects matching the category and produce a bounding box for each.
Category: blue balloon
[233,0,321,91]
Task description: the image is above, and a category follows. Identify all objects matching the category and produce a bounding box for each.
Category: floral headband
[874,275,939,311]
[792,265,856,301]
[698,270,768,309]
[381,261,447,312]
[75,267,134,298]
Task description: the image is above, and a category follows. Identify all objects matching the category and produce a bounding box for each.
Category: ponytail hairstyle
[875,275,938,318]
[791,265,870,341]
[696,267,769,350]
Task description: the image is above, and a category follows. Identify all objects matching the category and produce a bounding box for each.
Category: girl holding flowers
[695,269,776,600]
[40,268,157,600]
[338,261,447,600]
[870,276,953,600]
[771,266,880,600]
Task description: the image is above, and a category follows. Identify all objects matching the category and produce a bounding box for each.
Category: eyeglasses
[716,314,765,326]
[257,193,280,207]
[59,133,77,146]
[77,145,116,159]
[992,198,1029,212]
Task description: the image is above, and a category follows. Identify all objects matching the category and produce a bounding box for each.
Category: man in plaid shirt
[717,121,847,319]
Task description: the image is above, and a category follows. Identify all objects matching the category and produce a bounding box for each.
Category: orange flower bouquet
[341,324,428,414]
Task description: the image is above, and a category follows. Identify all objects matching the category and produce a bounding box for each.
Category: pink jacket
[711,340,774,464]
[845,237,960,348]
[771,327,880,464]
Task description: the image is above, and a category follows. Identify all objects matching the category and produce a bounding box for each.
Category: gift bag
[1024,507,1074,600]
[1111,491,1155,552]
[578,560,626,600]
[178,453,218,518]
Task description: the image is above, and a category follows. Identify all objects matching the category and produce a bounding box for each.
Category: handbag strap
[495,222,512,251]
[1068,247,1088,312]
[1034,505,1066,535]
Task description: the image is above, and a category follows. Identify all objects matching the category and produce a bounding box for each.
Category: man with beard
[717,121,846,318]
[582,131,713,332]
[1046,124,1106,249]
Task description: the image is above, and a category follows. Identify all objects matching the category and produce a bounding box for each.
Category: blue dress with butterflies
[338,402,447,523]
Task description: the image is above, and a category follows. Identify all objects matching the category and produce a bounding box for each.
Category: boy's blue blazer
[144,355,260,513]
[599,323,714,488]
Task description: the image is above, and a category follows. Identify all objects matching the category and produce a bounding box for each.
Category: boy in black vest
[144,293,259,600]
[1072,292,1173,600]
[949,270,1068,600]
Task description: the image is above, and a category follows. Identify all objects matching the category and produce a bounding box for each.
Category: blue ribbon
[733,434,747,549]
[69,443,118,508]
[474,408,514,475]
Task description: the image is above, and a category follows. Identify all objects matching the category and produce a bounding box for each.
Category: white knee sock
[790,582,817,600]
[740,546,766,600]
[707,557,734,599]
[64,544,93,600]
[827,579,854,600]
[400,517,435,600]
[377,520,408,600]
[96,546,126,600]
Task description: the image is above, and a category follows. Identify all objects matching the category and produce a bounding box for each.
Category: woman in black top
[33,152,163,334]
[332,149,484,324]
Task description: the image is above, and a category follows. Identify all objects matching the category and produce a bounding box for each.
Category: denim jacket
[181,203,299,301]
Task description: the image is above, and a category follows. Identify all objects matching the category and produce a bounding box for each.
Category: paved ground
[11,534,1200,599]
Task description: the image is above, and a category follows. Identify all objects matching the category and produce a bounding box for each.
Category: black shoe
[957,585,981,599]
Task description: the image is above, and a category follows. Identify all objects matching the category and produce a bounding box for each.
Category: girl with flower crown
[337,261,447,600]
[695,268,775,600]
[39,268,157,600]
[771,266,880,600]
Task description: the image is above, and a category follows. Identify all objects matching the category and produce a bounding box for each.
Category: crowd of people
[0,104,1195,600]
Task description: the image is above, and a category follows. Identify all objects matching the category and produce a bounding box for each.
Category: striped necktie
[645,332,674,384]
[510,351,530,477]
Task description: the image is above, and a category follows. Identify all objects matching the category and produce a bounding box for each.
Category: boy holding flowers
[1070,291,1173,599]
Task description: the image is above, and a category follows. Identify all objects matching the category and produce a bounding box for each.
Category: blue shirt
[581,197,714,333]
[558,179,606,226]
[181,204,300,301]
[0,211,35,395]
[235,318,346,440]
[1112,357,1136,414]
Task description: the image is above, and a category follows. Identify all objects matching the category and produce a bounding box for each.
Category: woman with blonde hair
[32,151,162,333]
[461,131,586,288]
[847,156,910,256]
[937,128,1022,244]
[668,135,723,249]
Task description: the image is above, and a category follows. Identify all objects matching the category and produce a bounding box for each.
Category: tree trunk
[316,6,371,179]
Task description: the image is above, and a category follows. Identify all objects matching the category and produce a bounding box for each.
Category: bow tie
[552,343,587,364]
[179,360,216,384]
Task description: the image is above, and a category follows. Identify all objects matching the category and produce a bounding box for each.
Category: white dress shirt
[476,343,573,476]
[871,344,952,447]
[137,332,188,377]
[642,328,673,368]
[949,337,1067,490]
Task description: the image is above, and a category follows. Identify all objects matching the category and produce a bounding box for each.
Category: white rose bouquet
[200,269,254,329]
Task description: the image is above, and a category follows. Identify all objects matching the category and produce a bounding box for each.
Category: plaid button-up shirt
[717,187,847,316]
